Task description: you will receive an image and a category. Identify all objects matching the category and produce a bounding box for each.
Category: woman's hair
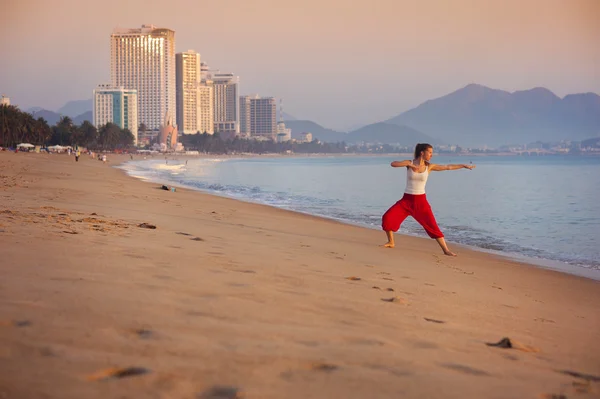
[414,143,433,159]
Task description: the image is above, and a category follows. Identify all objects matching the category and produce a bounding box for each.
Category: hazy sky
[1,0,599,130]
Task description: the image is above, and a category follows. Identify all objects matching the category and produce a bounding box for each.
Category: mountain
[73,111,93,125]
[281,111,297,121]
[30,109,61,126]
[57,99,93,118]
[386,84,600,147]
[283,120,434,145]
[283,120,347,142]
[346,122,441,145]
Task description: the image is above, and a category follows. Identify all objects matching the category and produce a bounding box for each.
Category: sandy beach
[0,151,599,399]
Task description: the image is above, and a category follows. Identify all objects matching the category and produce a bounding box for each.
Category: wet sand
[0,151,599,399]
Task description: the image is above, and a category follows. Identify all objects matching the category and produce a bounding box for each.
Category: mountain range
[386,84,600,146]
[23,84,600,147]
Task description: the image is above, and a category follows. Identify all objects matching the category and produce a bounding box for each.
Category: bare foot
[443,250,457,257]
[381,242,395,248]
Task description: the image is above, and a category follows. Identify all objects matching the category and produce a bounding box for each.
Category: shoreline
[1,151,599,399]
[119,155,600,281]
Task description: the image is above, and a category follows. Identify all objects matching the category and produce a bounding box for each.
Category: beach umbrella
[17,143,35,148]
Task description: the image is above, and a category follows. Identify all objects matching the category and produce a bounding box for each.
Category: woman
[381,143,475,256]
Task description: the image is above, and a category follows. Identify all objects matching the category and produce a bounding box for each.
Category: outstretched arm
[430,163,476,171]
[391,160,419,171]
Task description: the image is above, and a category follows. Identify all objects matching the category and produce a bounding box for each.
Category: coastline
[122,154,600,281]
[1,151,599,399]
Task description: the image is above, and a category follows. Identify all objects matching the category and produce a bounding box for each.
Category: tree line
[0,105,133,150]
[179,132,411,154]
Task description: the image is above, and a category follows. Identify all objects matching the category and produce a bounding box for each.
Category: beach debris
[198,385,243,398]
[310,362,339,372]
[138,223,156,229]
[557,370,600,382]
[486,337,539,352]
[0,320,31,327]
[381,296,408,304]
[346,276,361,281]
[424,318,446,324]
[86,367,150,381]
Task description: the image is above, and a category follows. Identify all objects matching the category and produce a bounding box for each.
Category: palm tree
[98,123,122,150]
[79,120,97,148]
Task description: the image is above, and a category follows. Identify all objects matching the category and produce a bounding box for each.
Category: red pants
[382,193,444,238]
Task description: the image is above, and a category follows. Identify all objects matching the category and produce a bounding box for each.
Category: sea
[119,155,600,280]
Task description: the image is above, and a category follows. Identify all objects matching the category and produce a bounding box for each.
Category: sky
[1,0,599,131]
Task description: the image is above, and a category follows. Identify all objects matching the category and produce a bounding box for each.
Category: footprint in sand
[86,367,150,381]
[190,237,205,241]
[198,385,242,398]
[310,362,339,372]
[440,363,490,376]
[381,296,408,304]
[129,328,154,339]
[176,232,192,236]
[557,370,600,382]
[424,317,446,324]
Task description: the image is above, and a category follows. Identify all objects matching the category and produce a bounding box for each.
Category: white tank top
[404,163,429,194]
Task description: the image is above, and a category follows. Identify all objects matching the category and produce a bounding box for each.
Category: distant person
[102,154,107,163]
[75,150,80,162]
[381,143,476,256]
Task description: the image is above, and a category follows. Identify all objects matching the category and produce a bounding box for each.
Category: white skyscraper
[198,80,214,134]
[176,50,201,134]
[110,24,176,131]
[93,84,138,144]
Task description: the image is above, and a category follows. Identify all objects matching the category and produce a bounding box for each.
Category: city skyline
[1,0,599,131]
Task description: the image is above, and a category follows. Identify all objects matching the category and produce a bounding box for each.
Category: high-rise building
[176,50,201,134]
[93,84,138,144]
[110,24,176,131]
[211,72,239,134]
[239,95,277,139]
[198,80,214,134]
[239,95,251,137]
[0,95,9,106]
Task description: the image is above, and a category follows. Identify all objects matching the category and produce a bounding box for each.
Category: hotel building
[239,95,277,139]
[198,80,214,134]
[203,66,239,135]
[176,50,201,134]
[110,24,176,131]
[93,84,138,144]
